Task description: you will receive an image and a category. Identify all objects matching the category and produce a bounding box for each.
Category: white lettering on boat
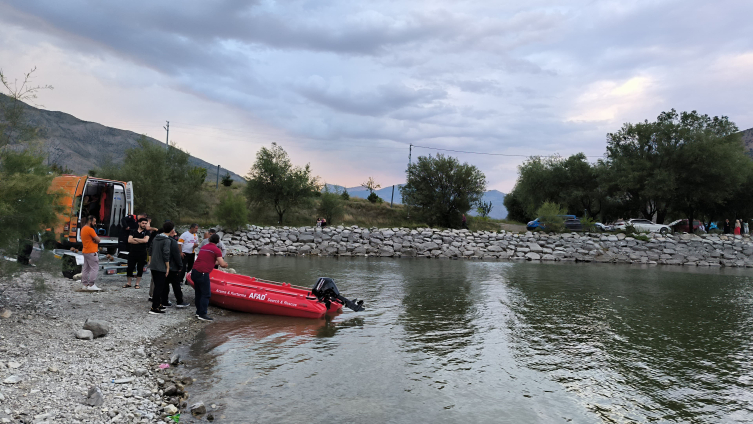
[248,293,266,301]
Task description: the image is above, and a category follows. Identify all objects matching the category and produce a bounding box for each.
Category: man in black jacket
[163,229,189,308]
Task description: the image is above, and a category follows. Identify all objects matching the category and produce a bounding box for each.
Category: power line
[411,144,604,158]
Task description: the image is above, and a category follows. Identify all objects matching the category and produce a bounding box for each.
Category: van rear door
[125,181,134,215]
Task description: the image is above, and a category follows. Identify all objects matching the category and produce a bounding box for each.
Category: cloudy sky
[1,0,751,191]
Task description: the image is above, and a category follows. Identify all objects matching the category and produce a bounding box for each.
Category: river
[183,257,753,423]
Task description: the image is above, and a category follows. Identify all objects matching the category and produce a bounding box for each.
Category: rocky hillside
[0,94,244,181]
[743,128,753,157]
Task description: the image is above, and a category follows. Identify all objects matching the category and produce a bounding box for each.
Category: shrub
[367,192,382,204]
[318,186,344,224]
[341,189,350,201]
[215,191,247,230]
[535,201,567,233]
[221,172,233,187]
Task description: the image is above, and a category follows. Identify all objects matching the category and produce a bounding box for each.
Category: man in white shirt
[199,228,227,260]
[178,223,200,283]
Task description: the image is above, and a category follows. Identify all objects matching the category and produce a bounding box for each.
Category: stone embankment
[221,225,753,267]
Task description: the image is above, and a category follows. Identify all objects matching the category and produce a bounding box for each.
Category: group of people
[315,217,328,228]
[79,213,228,321]
[723,219,750,235]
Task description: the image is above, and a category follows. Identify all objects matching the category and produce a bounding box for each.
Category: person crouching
[191,233,228,321]
[148,221,174,315]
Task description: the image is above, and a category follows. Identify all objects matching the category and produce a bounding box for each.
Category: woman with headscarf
[734,219,741,235]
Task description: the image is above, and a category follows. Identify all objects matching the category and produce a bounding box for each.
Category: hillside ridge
[0,94,245,181]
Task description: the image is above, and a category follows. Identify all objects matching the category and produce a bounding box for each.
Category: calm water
[183,258,753,423]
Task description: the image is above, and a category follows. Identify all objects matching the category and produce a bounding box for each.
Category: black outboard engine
[311,277,365,312]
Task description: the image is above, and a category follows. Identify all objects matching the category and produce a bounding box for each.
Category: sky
[1,0,751,192]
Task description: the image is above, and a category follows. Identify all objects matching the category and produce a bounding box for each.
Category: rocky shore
[220,225,753,267]
[0,271,222,423]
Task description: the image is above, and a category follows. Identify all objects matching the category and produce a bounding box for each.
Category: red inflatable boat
[187,270,364,319]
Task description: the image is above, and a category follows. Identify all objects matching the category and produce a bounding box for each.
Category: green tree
[362,177,381,203]
[503,189,529,223]
[215,190,247,229]
[476,201,493,218]
[221,172,233,187]
[98,136,206,223]
[0,149,62,249]
[318,186,344,225]
[340,188,350,201]
[660,111,747,230]
[244,143,319,224]
[0,68,60,251]
[401,154,486,228]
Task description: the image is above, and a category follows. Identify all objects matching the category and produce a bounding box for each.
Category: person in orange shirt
[81,215,102,291]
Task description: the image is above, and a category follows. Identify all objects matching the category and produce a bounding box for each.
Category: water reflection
[502,262,753,423]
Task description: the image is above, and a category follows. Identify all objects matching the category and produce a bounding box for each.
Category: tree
[503,189,529,223]
[0,67,53,148]
[98,136,206,223]
[476,201,493,218]
[362,177,381,203]
[0,68,59,250]
[659,111,747,231]
[0,149,63,249]
[215,190,247,229]
[318,186,344,224]
[221,172,233,187]
[401,154,486,228]
[244,143,319,224]
[340,188,350,201]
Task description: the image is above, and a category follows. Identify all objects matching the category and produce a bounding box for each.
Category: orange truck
[49,175,133,252]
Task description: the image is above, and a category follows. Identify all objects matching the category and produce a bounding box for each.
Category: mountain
[0,94,245,181]
[324,183,508,219]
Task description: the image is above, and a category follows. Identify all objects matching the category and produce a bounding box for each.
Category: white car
[614,219,671,234]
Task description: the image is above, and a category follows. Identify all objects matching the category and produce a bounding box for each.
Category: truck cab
[49,175,133,251]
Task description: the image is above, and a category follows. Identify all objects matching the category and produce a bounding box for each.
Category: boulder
[86,386,104,407]
[191,402,207,416]
[83,318,110,338]
[164,405,179,416]
[75,329,94,340]
[525,252,541,260]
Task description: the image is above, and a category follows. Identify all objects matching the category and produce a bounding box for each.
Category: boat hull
[187,270,342,319]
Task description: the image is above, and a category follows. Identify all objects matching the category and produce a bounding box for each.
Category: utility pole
[390,185,395,207]
[163,121,170,151]
[216,165,220,189]
[409,144,412,167]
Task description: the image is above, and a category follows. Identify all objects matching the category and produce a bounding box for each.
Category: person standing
[461,214,468,229]
[80,215,102,291]
[734,220,741,235]
[163,225,190,308]
[148,222,174,315]
[745,221,750,235]
[191,233,228,321]
[198,229,227,259]
[724,219,731,234]
[124,217,150,289]
[178,224,200,283]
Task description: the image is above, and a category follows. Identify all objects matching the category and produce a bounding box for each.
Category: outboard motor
[311,277,365,312]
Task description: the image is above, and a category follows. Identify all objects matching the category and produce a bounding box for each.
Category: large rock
[528,243,543,253]
[298,234,315,243]
[525,252,541,260]
[75,329,94,340]
[165,404,179,416]
[83,319,110,338]
[190,402,207,416]
[86,386,104,406]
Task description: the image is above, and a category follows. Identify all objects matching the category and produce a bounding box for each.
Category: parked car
[564,218,583,231]
[593,222,613,232]
[613,218,671,234]
[527,215,577,231]
[668,219,703,233]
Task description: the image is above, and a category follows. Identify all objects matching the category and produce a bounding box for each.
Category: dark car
[669,219,703,233]
[564,218,583,232]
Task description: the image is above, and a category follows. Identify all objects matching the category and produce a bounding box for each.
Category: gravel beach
[0,269,219,423]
